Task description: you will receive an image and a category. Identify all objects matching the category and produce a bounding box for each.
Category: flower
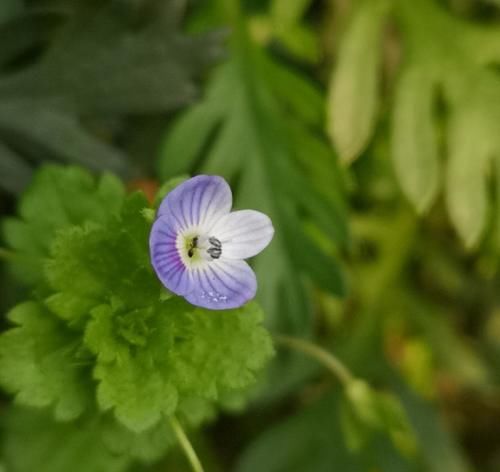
[149,175,274,310]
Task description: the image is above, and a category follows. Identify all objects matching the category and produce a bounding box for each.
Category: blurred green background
[0,0,500,471]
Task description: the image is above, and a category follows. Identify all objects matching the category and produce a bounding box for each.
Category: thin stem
[169,416,204,472]
[274,334,354,386]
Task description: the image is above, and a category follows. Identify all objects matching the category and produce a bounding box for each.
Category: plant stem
[169,416,204,472]
[274,334,354,386]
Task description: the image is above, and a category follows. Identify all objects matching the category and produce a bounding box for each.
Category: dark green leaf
[2,409,130,472]
[159,47,348,335]
[0,2,224,115]
[0,1,224,193]
[0,141,32,194]
[0,11,62,68]
[237,391,416,472]
[0,102,126,175]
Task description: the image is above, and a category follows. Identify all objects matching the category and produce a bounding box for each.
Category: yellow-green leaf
[446,104,496,248]
[392,65,440,212]
[327,0,388,163]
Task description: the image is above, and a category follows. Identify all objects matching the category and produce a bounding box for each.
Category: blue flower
[150,175,274,310]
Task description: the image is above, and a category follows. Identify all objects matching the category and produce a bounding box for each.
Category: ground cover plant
[0,0,499,471]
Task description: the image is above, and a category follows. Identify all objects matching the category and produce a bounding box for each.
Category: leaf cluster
[0,0,223,194]
[159,1,349,338]
[328,0,500,247]
[0,165,273,470]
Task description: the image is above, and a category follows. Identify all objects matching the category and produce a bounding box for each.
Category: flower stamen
[187,236,198,258]
[150,175,274,309]
[207,237,222,260]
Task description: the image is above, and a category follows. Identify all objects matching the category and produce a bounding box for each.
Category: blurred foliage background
[0,0,500,471]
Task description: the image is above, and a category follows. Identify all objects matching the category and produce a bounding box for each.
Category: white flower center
[176,230,222,268]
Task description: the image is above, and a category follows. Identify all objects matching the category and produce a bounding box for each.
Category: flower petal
[210,210,274,260]
[149,217,193,295]
[158,175,232,231]
[184,259,257,310]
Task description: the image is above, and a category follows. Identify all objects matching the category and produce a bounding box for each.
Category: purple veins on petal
[150,175,274,310]
[158,175,232,230]
[184,260,257,310]
[149,218,192,296]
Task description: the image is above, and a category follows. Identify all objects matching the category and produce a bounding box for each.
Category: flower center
[187,236,198,258]
[185,235,222,261]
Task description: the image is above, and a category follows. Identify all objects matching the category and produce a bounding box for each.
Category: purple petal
[149,217,193,295]
[158,175,232,231]
[184,259,257,310]
[210,210,274,260]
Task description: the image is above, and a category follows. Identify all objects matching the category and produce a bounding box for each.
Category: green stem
[274,334,354,386]
[169,416,204,472]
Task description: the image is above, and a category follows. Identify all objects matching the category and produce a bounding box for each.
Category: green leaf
[0,141,32,194]
[344,379,380,427]
[85,300,178,432]
[3,406,203,471]
[237,392,360,472]
[3,165,274,433]
[3,165,125,284]
[342,379,417,456]
[339,393,369,451]
[40,173,272,431]
[100,397,216,463]
[271,0,312,31]
[158,103,223,179]
[392,65,440,212]
[407,292,490,389]
[45,195,156,320]
[237,391,416,472]
[0,1,224,194]
[94,351,178,433]
[446,100,497,248]
[279,201,345,294]
[84,299,273,432]
[172,302,274,398]
[100,395,217,462]
[2,409,131,472]
[84,304,132,364]
[0,2,224,115]
[327,0,388,163]
[375,392,417,457]
[397,382,472,472]
[274,23,319,63]
[0,103,126,174]
[2,400,214,472]
[100,413,176,463]
[258,50,323,125]
[0,302,92,421]
[336,0,500,245]
[0,10,61,67]
[270,0,318,62]
[159,43,348,335]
